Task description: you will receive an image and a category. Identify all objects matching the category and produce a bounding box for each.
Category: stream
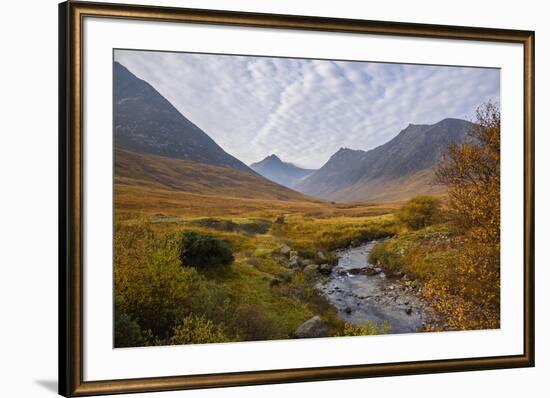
[317,241,435,334]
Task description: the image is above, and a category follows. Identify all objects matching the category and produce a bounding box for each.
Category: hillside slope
[115,147,313,202]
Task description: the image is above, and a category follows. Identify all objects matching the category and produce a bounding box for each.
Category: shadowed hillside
[115,147,313,201]
[114,62,251,172]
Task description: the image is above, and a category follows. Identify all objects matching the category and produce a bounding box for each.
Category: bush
[436,102,500,244]
[180,231,234,268]
[233,305,280,341]
[428,102,501,330]
[338,320,391,336]
[170,315,230,345]
[115,226,234,342]
[368,240,404,274]
[114,296,144,348]
[396,196,441,230]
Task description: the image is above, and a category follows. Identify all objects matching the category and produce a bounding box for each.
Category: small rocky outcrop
[319,263,334,275]
[279,244,291,255]
[293,316,328,338]
[300,259,312,267]
[303,263,319,276]
[288,250,300,268]
[364,264,381,276]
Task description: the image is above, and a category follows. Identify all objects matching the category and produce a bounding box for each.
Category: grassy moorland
[114,193,399,347]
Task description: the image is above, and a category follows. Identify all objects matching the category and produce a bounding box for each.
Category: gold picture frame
[59,1,535,396]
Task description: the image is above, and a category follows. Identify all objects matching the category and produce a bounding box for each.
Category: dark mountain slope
[114,62,250,172]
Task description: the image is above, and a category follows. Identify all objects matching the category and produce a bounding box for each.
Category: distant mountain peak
[265,154,282,162]
[250,154,316,189]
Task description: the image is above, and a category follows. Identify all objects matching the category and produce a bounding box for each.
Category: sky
[115,50,500,169]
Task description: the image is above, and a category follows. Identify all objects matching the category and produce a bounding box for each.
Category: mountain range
[294,118,474,201]
[114,61,475,203]
[250,154,316,188]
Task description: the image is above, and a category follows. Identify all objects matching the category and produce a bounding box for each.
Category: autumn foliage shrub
[114,223,234,345]
[428,102,501,330]
[337,320,391,336]
[170,315,231,345]
[114,296,144,347]
[233,304,280,341]
[396,195,441,230]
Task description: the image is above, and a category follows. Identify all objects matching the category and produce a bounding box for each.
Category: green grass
[368,223,457,280]
[272,213,398,254]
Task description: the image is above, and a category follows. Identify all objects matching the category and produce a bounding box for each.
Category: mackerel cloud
[115,50,500,169]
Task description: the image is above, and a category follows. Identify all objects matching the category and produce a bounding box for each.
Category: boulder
[317,251,327,261]
[293,316,328,338]
[319,263,334,275]
[279,244,291,255]
[303,263,319,276]
[364,266,380,276]
[300,259,312,267]
[337,268,348,276]
[289,256,300,269]
[288,251,300,268]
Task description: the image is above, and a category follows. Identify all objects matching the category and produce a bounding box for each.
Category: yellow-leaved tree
[428,102,500,330]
